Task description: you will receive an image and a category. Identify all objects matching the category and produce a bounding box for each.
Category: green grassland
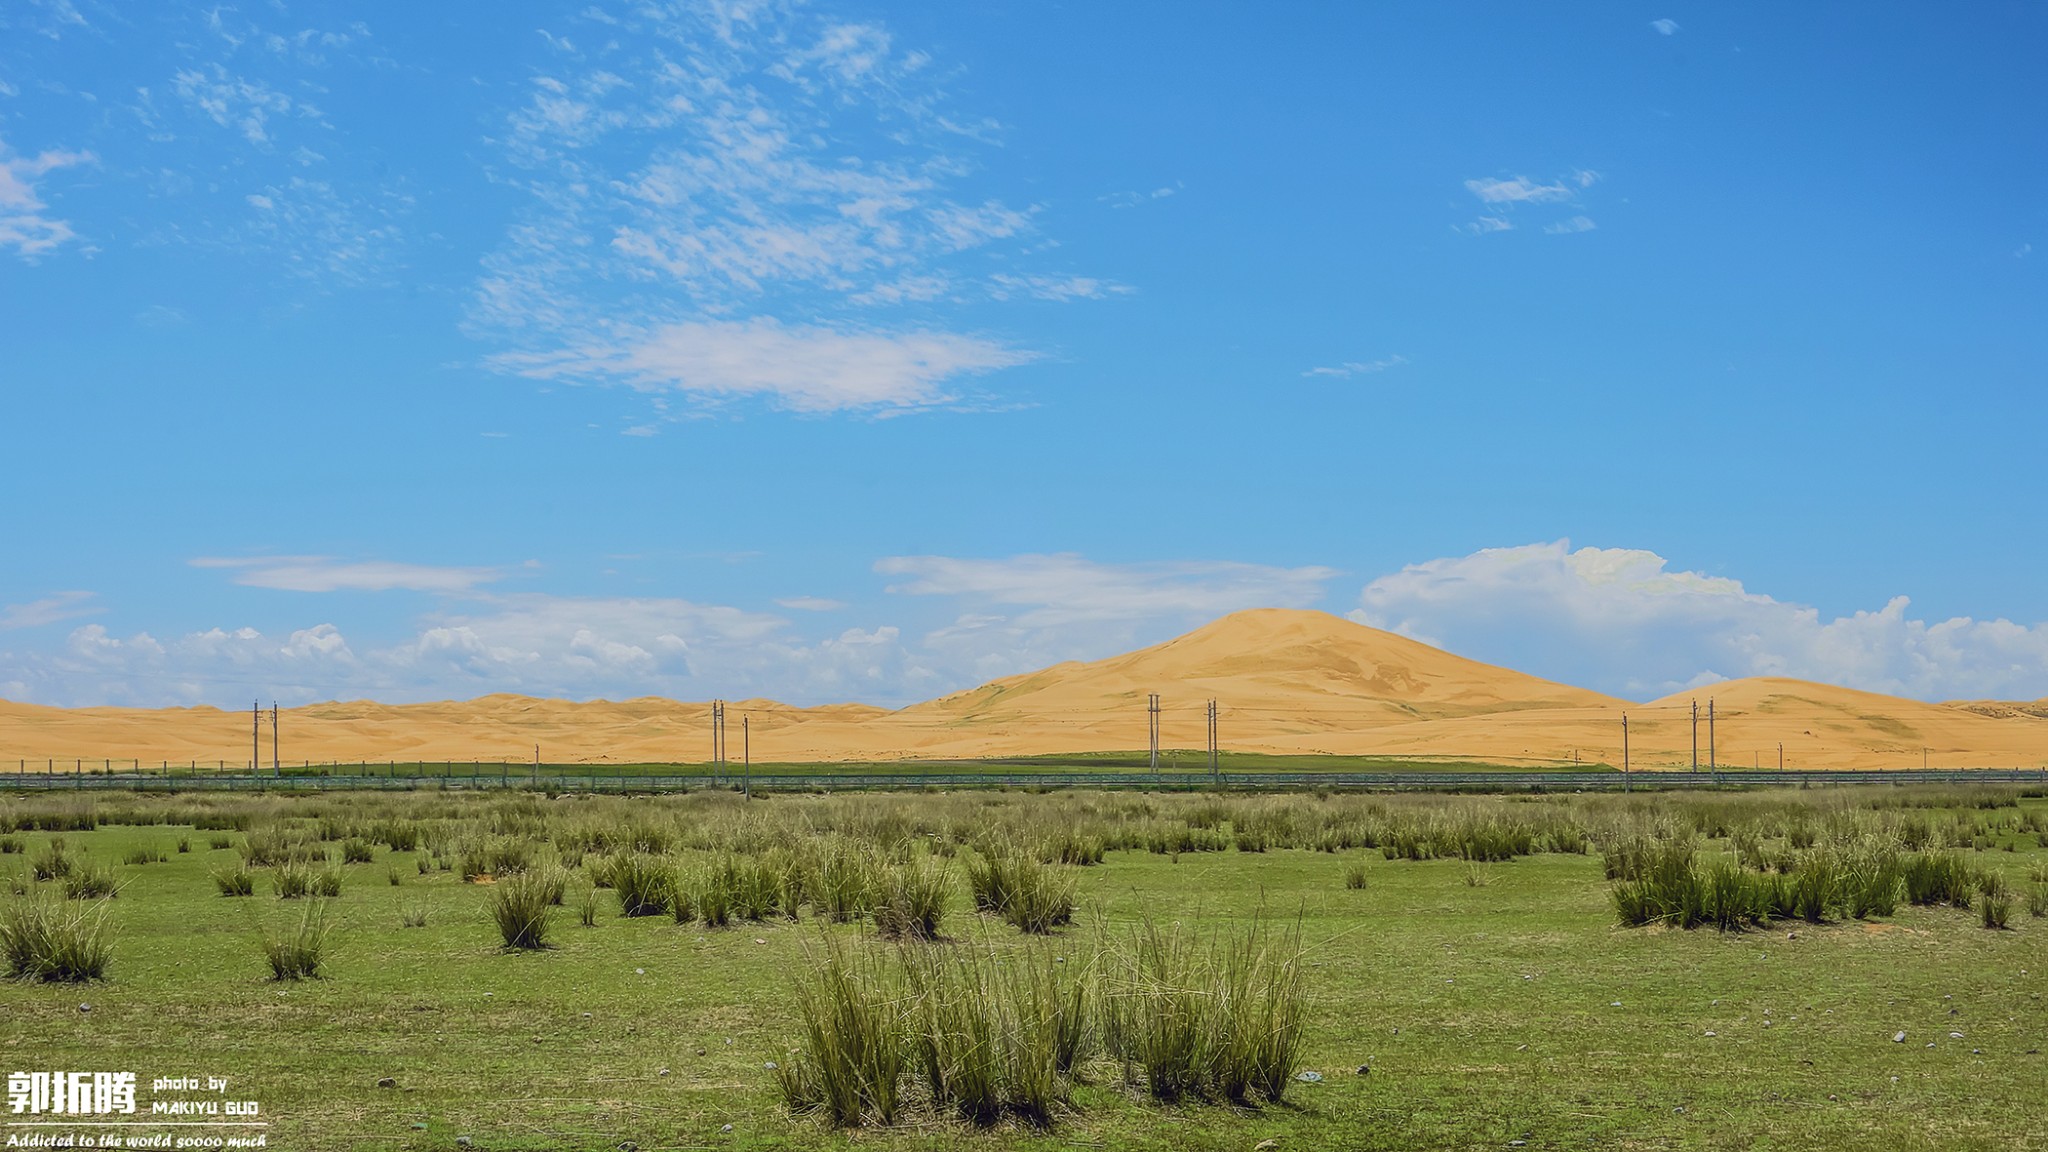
[10,751,1614,782]
[2,788,2045,1151]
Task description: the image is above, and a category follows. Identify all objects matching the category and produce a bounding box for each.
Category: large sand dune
[3,609,2045,770]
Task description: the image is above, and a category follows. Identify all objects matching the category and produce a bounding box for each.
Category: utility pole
[1206,699,1218,783]
[252,700,260,775]
[1709,698,1716,775]
[1690,698,1698,772]
[743,715,751,799]
[1622,712,1630,790]
[712,700,726,783]
[533,744,540,789]
[1147,694,1161,773]
[1778,742,1784,772]
[270,702,279,777]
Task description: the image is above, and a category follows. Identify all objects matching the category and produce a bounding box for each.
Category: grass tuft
[261,901,332,980]
[491,869,559,950]
[1,897,113,982]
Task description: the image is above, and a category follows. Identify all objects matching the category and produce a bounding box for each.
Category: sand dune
[3,610,2045,771]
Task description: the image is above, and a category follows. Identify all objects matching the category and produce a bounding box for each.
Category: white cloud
[874,553,1337,688]
[0,595,925,707]
[1460,171,1600,237]
[879,553,1335,628]
[777,596,849,612]
[989,274,1134,302]
[471,2,1096,418]
[0,592,98,630]
[1100,186,1179,209]
[493,318,1036,413]
[172,65,308,146]
[1465,176,1576,205]
[1351,540,2048,702]
[1303,355,1407,379]
[190,557,505,594]
[0,135,93,258]
[1650,18,1681,35]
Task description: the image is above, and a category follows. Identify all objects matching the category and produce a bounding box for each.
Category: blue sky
[2,1,2044,709]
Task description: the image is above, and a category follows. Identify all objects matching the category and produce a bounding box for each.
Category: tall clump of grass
[1342,861,1368,890]
[1844,843,1904,919]
[1979,872,2012,929]
[261,901,332,980]
[814,839,880,922]
[1903,852,1977,908]
[903,941,1089,1126]
[62,862,118,901]
[610,854,674,918]
[1,898,113,982]
[968,846,1076,935]
[775,935,905,1127]
[1101,917,1306,1104]
[874,854,950,941]
[212,866,255,897]
[491,869,558,949]
[694,861,734,928]
[30,840,74,882]
[1610,840,1704,928]
[1789,849,1842,923]
[274,860,313,899]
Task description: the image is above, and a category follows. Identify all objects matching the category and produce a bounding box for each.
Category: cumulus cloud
[1351,541,2048,702]
[0,135,93,258]
[494,318,1036,413]
[190,557,506,594]
[0,595,921,708]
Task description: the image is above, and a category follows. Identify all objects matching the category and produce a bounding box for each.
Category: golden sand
[3,610,2044,770]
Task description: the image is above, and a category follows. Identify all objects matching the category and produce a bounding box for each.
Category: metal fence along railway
[1,767,2045,794]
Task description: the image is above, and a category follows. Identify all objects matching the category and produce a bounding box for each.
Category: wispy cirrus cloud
[0,591,98,630]
[472,2,1104,417]
[877,552,1338,686]
[1100,185,1179,209]
[124,11,406,283]
[879,553,1335,628]
[777,596,849,612]
[1303,355,1407,379]
[989,274,1134,302]
[494,318,1036,415]
[0,135,93,258]
[1650,18,1681,36]
[1459,170,1600,236]
[191,557,506,594]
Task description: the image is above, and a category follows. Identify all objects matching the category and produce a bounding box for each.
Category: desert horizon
[8,609,2045,770]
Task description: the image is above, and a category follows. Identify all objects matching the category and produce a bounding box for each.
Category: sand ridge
[3,610,2045,771]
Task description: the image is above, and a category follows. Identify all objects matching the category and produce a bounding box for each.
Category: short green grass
[0,795,2044,1151]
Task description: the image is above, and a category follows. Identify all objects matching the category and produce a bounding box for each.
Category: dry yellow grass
[4,609,2046,770]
